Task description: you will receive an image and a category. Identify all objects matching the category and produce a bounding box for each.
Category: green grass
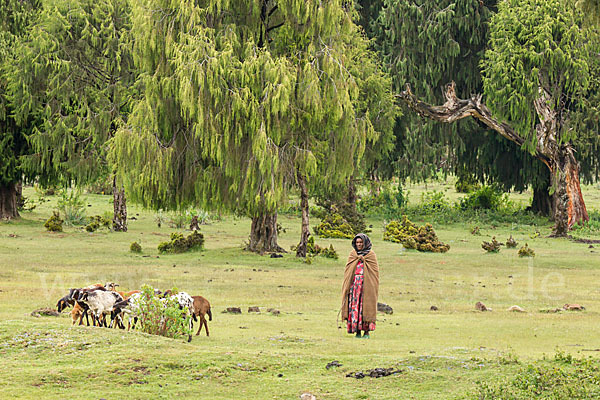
[1,184,600,399]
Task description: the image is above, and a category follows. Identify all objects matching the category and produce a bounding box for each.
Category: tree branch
[396,81,552,168]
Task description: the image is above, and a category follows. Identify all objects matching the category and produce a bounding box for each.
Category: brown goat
[191,296,212,336]
[71,302,84,325]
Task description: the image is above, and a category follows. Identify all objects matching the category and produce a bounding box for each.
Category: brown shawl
[341,249,379,324]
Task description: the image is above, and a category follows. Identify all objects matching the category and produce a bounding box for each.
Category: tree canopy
[6,0,136,187]
[110,0,396,251]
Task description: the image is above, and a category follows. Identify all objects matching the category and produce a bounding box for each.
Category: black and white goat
[110,292,143,330]
[79,290,123,327]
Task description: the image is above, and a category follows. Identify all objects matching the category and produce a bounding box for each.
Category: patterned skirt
[347,261,376,333]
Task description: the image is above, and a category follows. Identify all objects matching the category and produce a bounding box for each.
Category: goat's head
[56,298,69,312]
[70,289,82,301]
[105,282,119,291]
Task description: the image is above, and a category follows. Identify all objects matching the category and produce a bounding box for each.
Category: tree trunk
[296,172,310,258]
[550,148,589,237]
[247,211,285,254]
[397,82,588,235]
[530,186,552,217]
[112,176,127,232]
[347,179,358,214]
[0,182,19,220]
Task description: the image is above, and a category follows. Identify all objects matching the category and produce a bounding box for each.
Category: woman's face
[355,238,364,251]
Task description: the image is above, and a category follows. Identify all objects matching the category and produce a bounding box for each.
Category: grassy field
[1,183,600,399]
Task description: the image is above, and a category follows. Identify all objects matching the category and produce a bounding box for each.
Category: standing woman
[341,233,379,338]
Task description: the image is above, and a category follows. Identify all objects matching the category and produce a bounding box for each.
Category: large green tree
[6,0,136,230]
[399,0,597,236]
[370,1,554,216]
[111,0,394,254]
[0,0,42,219]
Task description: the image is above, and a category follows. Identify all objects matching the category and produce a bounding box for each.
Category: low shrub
[44,211,64,232]
[320,244,339,259]
[313,213,355,239]
[291,236,339,259]
[383,216,419,244]
[130,242,142,253]
[455,174,480,193]
[519,243,535,257]
[518,243,535,257]
[158,231,204,254]
[383,216,450,253]
[459,184,512,211]
[482,237,503,253]
[85,215,111,232]
[418,191,452,214]
[308,237,338,259]
[506,235,518,248]
[137,285,192,340]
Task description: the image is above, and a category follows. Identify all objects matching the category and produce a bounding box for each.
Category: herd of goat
[56,283,212,342]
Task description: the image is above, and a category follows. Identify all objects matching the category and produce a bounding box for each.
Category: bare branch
[396,81,552,168]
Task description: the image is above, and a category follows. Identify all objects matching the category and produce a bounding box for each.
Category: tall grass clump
[57,189,87,226]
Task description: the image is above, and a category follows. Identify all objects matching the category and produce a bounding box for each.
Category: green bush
[383,216,449,253]
[383,216,419,244]
[57,189,87,226]
[506,235,518,248]
[518,243,535,257]
[358,182,408,218]
[158,231,205,254]
[482,237,503,253]
[313,213,355,239]
[85,215,111,232]
[44,211,64,232]
[459,185,511,211]
[130,242,142,253]
[137,285,192,340]
[418,191,452,214]
[292,236,339,259]
[454,173,480,193]
[314,196,369,234]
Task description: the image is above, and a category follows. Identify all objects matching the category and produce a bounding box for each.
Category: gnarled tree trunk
[112,176,127,232]
[247,211,285,254]
[295,172,310,258]
[0,182,19,220]
[398,82,589,236]
[549,148,588,236]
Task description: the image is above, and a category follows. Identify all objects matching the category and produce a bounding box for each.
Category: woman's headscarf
[352,233,372,256]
